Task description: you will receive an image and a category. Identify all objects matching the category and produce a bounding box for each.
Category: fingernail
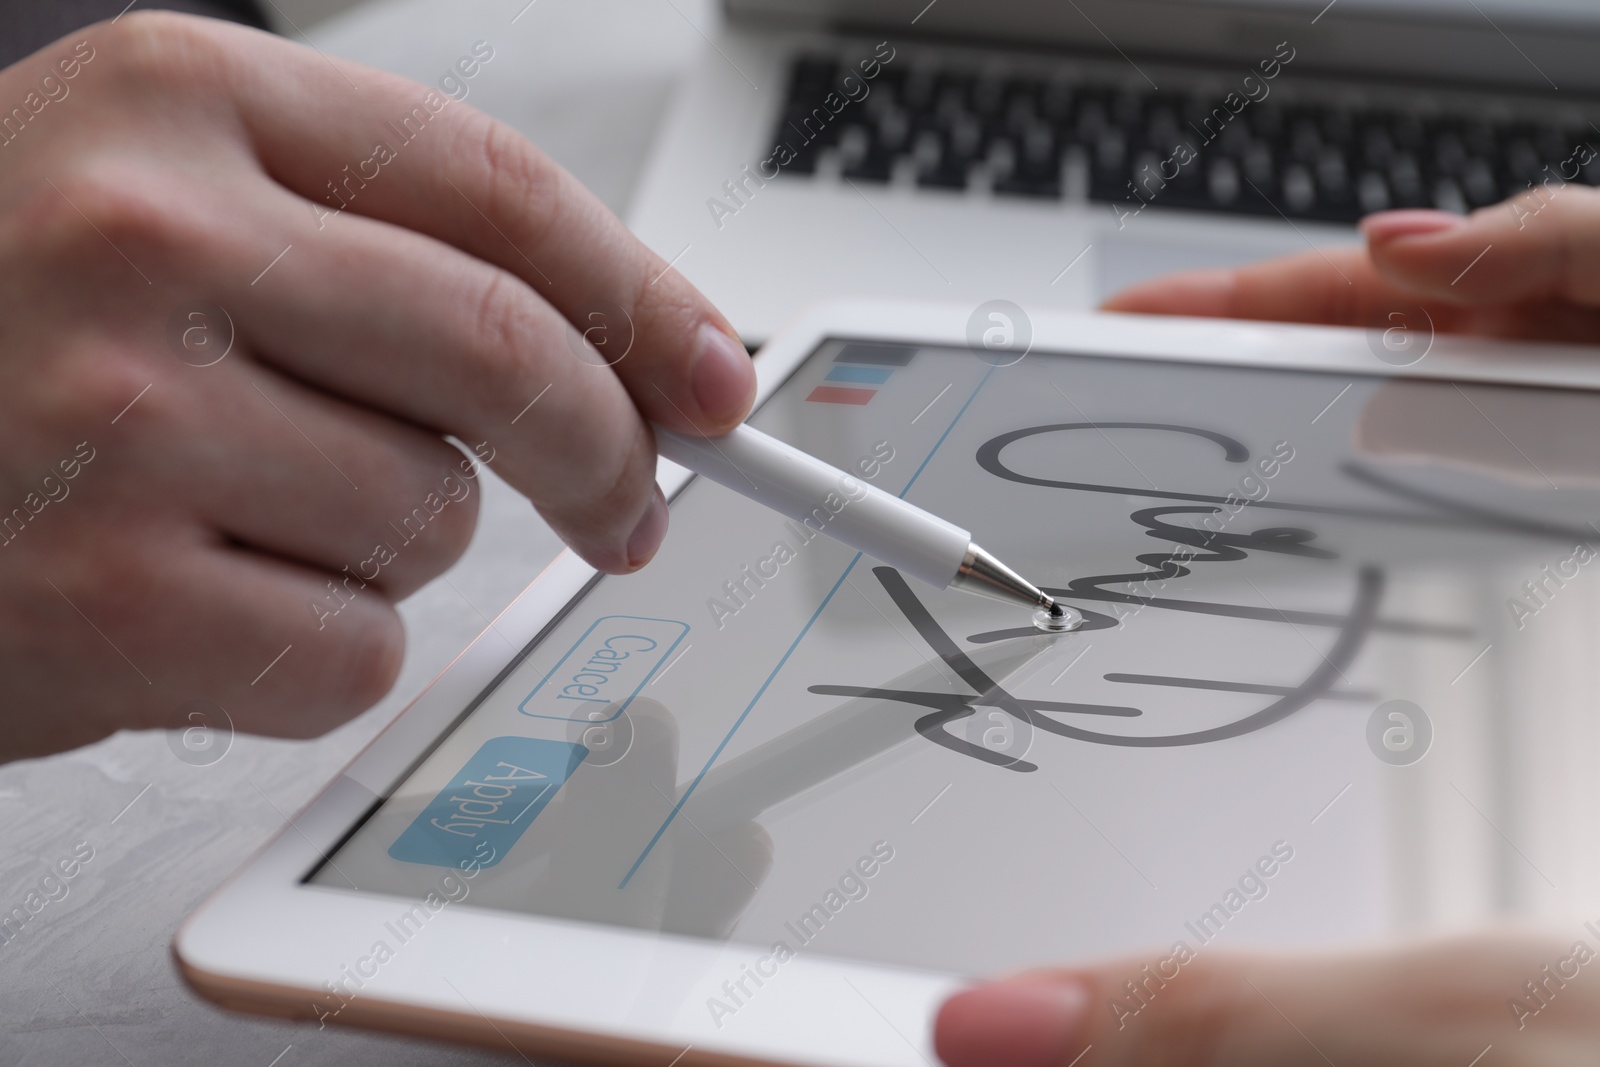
[935,977,1090,1067]
[1361,209,1466,242]
[692,323,754,421]
[626,485,669,568]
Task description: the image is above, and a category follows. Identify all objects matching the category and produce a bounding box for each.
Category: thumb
[1365,185,1600,307]
[933,935,1591,1067]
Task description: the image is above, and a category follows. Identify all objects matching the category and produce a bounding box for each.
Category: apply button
[388,736,586,869]
[519,615,688,723]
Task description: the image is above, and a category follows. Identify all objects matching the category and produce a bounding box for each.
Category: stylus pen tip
[1033,597,1078,633]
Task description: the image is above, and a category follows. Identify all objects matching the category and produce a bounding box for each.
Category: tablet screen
[311,336,1600,981]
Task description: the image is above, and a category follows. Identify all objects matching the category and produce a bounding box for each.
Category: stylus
[653,423,1070,625]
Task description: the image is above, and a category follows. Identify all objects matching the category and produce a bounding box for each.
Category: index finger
[1099,245,1469,329]
[1100,242,1600,342]
[177,14,754,435]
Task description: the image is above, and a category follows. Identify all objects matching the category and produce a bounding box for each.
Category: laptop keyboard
[772,54,1600,225]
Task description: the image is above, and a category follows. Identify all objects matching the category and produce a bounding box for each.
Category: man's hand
[0,12,754,761]
[935,934,1600,1067]
[1105,195,1600,343]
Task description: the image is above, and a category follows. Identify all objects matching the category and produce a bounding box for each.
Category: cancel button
[518,615,688,723]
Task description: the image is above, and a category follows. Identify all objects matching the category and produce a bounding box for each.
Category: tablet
[177,300,1600,1067]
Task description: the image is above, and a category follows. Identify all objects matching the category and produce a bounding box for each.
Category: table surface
[0,1,714,1063]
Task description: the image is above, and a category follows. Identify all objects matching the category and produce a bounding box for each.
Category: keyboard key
[872,67,906,104]
[1289,116,1323,164]
[844,147,895,182]
[1505,136,1543,184]
[1434,177,1468,214]
[1040,82,1073,124]
[1389,153,1426,206]
[948,116,984,160]
[901,69,935,110]
[785,144,821,175]
[971,77,1005,120]
[933,72,973,115]
[1249,103,1285,141]
[1071,95,1109,141]
[1209,157,1242,205]
[876,109,910,153]
[918,155,970,189]
[1360,124,1395,169]
[1462,158,1499,207]
[1358,171,1391,213]
[1431,126,1468,175]
[1316,147,1350,201]
[1282,164,1316,214]
[837,124,870,166]
[1242,141,1275,189]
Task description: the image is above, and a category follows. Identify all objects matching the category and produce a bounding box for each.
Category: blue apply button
[519,615,688,724]
[388,737,586,869]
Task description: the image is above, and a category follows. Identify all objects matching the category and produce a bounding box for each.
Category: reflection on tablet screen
[309,337,1600,986]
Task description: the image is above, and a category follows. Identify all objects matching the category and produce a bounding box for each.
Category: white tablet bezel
[174,300,1600,1067]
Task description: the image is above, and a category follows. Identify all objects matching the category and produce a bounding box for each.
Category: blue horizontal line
[826,365,893,385]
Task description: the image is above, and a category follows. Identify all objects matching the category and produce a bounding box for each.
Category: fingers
[116,12,754,436]
[1103,190,1600,343]
[68,12,741,569]
[936,979,1089,1067]
[1099,233,1600,342]
[935,936,1595,1067]
[29,146,670,573]
[19,172,487,591]
[169,541,408,739]
[110,354,480,599]
[207,378,479,601]
[210,184,669,572]
[0,512,405,759]
[1101,245,1465,330]
[1364,188,1600,308]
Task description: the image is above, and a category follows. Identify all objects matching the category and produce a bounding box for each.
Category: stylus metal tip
[953,543,1082,632]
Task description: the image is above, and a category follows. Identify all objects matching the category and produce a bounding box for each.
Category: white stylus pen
[654,424,1074,629]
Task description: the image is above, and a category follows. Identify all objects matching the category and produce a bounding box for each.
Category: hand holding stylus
[0,13,751,761]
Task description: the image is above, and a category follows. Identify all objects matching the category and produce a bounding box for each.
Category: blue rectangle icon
[388,737,587,869]
[519,615,689,723]
[833,343,915,366]
[825,365,893,385]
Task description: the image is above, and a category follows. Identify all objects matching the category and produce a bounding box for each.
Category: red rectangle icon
[806,385,875,405]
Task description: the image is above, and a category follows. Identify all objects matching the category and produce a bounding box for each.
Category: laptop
[627,0,1600,343]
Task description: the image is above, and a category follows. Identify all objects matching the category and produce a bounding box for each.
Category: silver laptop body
[628,0,1600,341]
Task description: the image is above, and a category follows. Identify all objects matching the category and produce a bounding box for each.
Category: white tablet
[177,300,1600,1066]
